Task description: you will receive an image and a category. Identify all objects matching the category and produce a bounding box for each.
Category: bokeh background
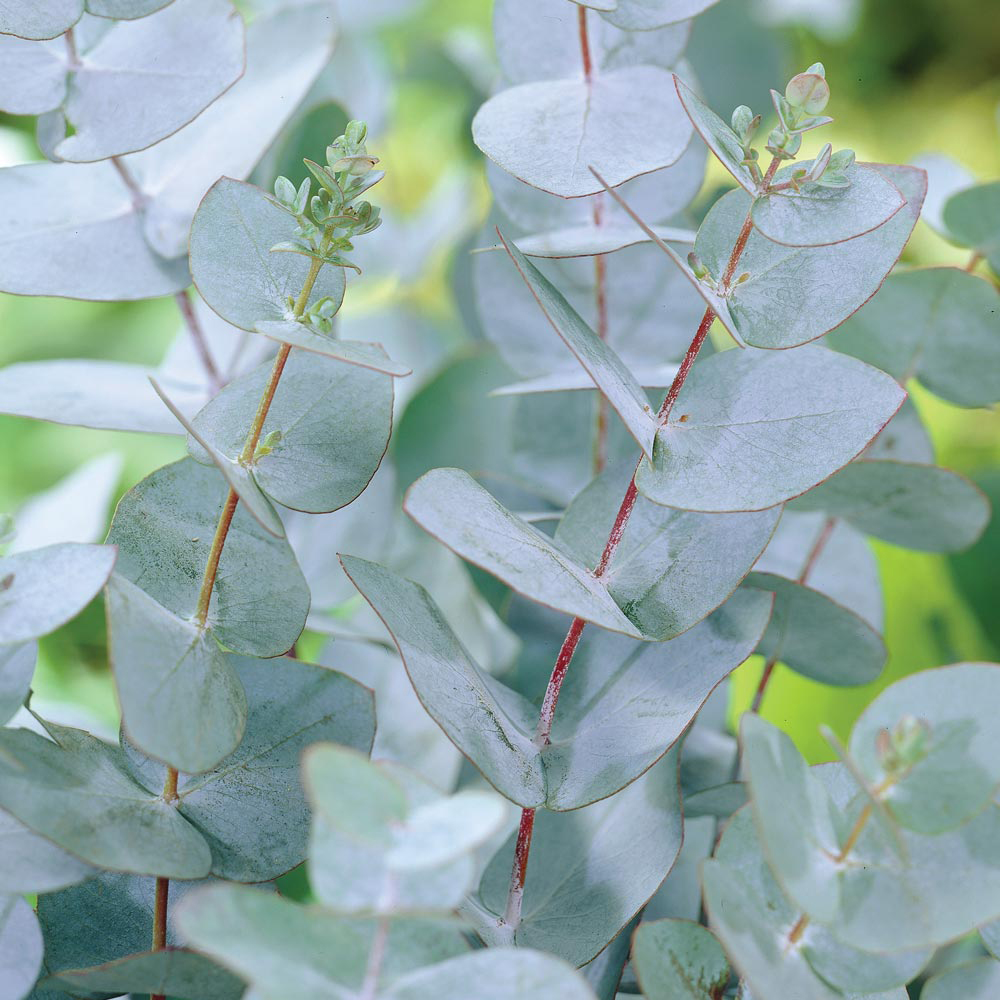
[1,0,998,761]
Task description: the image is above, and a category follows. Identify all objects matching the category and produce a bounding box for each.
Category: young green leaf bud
[806,142,833,182]
[785,70,831,115]
[688,251,709,281]
[274,175,296,208]
[731,105,759,144]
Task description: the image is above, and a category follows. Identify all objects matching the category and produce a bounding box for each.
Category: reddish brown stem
[593,198,609,473]
[534,617,587,746]
[175,290,223,394]
[503,152,786,928]
[578,6,593,82]
[194,488,240,628]
[151,766,179,1000]
[503,807,536,928]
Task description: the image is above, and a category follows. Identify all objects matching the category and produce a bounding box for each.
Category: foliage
[0,1,999,999]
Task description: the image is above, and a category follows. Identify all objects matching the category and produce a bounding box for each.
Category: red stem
[502,109,785,932]
[578,6,593,82]
[593,196,609,473]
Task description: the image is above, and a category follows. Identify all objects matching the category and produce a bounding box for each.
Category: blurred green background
[1,0,998,760]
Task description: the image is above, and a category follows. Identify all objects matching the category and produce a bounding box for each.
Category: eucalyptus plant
[1,1,999,999]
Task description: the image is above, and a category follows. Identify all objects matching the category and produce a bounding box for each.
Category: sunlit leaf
[0,894,43,1000]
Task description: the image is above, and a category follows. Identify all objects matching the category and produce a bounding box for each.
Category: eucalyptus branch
[175,289,223,395]
[501,153,785,928]
[149,122,382,973]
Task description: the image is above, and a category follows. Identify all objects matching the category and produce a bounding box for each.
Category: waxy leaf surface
[344,555,770,809]
[556,467,779,639]
[473,66,691,197]
[474,751,682,967]
[190,352,393,515]
[190,178,346,331]
[107,573,247,775]
[0,722,211,878]
[0,542,115,645]
[109,458,310,657]
[634,346,904,512]
[403,469,640,635]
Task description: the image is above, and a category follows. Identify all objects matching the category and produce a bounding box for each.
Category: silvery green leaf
[742,714,848,923]
[176,884,468,1000]
[343,555,769,809]
[0,34,67,114]
[46,950,242,1000]
[555,467,779,640]
[383,950,600,1000]
[634,346,905,512]
[472,750,682,967]
[0,162,190,299]
[829,268,1000,407]
[150,376,284,537]
[0,0,82,39]
[125,2,337,259]
[706,807,931,998]
[752,161,905,247]
[943,180,1000,274]
[512,223,695,259]
[0,542,115,644]
[475,237,703,381]
[108,458,309,657]
[10,453,122,553]
[0,643,35,726]
[307,758,480,915]
[495,0,689,85]
[189,352,393,515]
[789,459,990,553]
[51,0,245,163]
[685,164,925,349]
[487,142,706,237]
[493,364,679,395]
[744,572,886,686]
[598,0,720,29]
[850,663,1000,834]
[0,723,211,878]
[581,920,636,1000]
[190,178,346,331]
[472,66,692,198]
[125,655,374,881]
[754,512,882,629]
[306,744,505,881]
[0,808,95,893]
[674,74,757,193]
[500,234,658,459]
[106,573,247,774]
[403,469,641,636]
[0,360,205,433]
[38,871,217,982]
[922,959,1000,1000]
[747,739,1000,952]
[255,320,412,376]
[910,152,975,238]
[86,0,177,16]
[0,894,42,1000]
[632,918,729,1000]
